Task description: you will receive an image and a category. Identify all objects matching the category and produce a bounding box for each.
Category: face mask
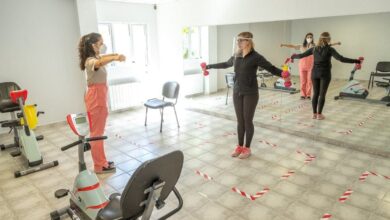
[306,38,312,44]
[99,44,107,54]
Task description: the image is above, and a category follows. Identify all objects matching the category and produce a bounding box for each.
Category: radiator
[108,82,143,111]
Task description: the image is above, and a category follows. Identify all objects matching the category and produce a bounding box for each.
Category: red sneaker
[317,114,325,120]
[231,145,243,157]
[238,147,251,159]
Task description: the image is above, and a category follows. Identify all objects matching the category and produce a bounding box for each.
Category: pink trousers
[299,55,314,97]
[85,83,109,171]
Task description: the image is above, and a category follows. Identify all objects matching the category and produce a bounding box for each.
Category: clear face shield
[232,36,253,58]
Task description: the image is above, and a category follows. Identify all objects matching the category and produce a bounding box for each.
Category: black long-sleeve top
[207,50,282,95]
[291,45,360,78]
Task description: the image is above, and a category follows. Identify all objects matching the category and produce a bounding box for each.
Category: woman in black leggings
[291,32,361,120]
[205,32,282,159]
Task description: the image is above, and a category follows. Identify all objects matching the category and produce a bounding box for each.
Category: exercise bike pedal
[36,135,44,141]
[10,150,21,157]
[50,210,61,220]
[55,189,69,199]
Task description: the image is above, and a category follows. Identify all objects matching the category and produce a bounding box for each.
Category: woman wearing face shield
[290,32,360,120]
[203,32,283,159]
[78,33,126,173]
[281,33,341,100]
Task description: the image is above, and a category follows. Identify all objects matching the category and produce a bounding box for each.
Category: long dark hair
[78,33,101,70]
[302,32,314,48]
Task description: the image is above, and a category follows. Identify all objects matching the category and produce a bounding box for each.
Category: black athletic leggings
[233,92,259,148]
[312,76,331,114]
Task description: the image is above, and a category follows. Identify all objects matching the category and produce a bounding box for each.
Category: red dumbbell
[200,62,209,76]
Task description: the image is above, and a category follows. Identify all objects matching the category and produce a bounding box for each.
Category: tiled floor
[0,78,389,220]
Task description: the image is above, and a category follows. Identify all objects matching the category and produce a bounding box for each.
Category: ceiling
[105,0,177,4]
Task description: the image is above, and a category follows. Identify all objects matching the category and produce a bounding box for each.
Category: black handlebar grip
[86,136,107,142]
[61,140,83,151]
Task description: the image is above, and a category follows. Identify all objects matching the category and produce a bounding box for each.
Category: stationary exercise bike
[335,57,390,106]
[258,59,300,94]
[0,82,58,177]
[50,112,184,220]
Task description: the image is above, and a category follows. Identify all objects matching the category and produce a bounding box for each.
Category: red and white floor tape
[338,189,353,203]
[281,170,295,180]
[195,170,213,181]
[259,140,277,148]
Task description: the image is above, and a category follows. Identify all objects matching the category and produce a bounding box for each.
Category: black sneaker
[300,96,305,100]
[306,96,311,100]
[96,162,116,174]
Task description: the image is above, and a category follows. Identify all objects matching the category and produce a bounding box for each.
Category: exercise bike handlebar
[61,140,82,151]
[86,136,107,142]
[61,136,107,151]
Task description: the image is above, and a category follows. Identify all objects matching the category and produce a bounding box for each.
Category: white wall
[290,12,390,80]
[159,0,390,26]
[0,0,85,133]
[157,0,390,93]
[76,0,99,35]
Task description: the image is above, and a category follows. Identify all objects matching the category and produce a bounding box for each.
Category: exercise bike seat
[0,82,21,113]
[0,100,20,113]
[97,194,122,220]
[96,150,184,220]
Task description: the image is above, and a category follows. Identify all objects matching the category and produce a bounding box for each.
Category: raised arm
[280,44,301,50]
[93,54,126,68]
[291,48,314,60]
[257,55,282,77]
[207,56,234,69]
[330,42,341,47]
[330,47,360,63]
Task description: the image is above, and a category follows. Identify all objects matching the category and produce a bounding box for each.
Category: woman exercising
[78,33,126,173]
[291,32,360,120]
[281,33,341,100]
[204,32,282,159]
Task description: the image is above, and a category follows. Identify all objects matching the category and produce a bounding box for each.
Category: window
[182,26,202,60]
[98,23,148,69]
[98,23,149,111]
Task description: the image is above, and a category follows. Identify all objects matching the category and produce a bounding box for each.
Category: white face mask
[99,44,107,54]
[306,38,312,44]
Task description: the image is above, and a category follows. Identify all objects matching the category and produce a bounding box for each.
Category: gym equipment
[258,58,300,94]
[51,112,184,220]
[0,83,58,177]
[334,57,390,106]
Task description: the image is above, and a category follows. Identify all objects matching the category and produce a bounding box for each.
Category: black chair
[225,73,235,105]
[368,62,390,89]
[144,81,180,132]
[380,77,390,104]
[96,150,184,220]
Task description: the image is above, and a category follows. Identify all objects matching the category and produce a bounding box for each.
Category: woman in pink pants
[281,33,315,99]
[281,33,341,99]
[78,33,126,173]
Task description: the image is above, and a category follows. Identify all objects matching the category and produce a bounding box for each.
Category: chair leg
[226,87,229,105]
[160,108,164,133]
[144,107,148,126]
[173,106,180,128]
[368,75,372,89]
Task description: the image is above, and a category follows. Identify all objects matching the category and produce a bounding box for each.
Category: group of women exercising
[78,30,361,171]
